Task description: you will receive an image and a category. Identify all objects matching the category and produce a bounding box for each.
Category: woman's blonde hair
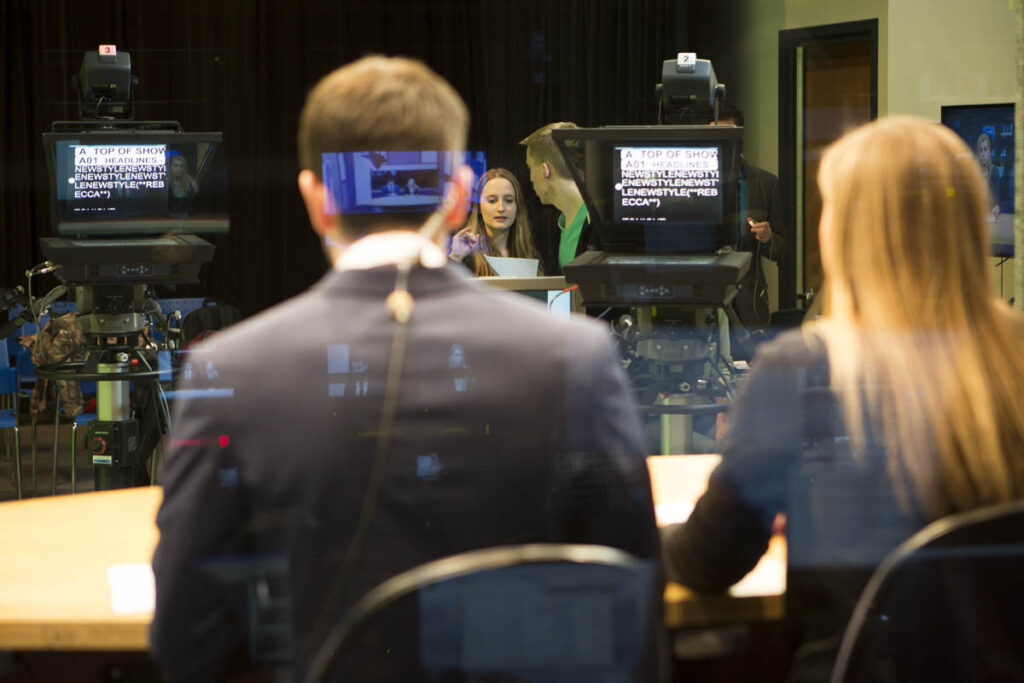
[465,168,541,276]
[813,115,1024,519]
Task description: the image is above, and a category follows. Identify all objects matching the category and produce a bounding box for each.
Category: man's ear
[442,164,474,228]
[420,164,474,245]
[297,169,335,237]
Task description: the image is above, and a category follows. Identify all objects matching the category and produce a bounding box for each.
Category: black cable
[709,356,736,401]
[136,351,172,431]
[23,269,67,369]
[708,334,736,401]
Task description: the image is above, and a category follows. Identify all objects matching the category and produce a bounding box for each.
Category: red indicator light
[219,435,230,448]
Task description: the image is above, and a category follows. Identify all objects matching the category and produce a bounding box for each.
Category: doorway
[778,20,878,308]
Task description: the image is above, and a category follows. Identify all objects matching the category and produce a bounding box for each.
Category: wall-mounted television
[941,103,1015,256]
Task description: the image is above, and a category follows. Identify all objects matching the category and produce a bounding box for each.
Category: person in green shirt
[520,122,593,273]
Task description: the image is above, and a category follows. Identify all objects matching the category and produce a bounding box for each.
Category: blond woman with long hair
[662,116,1024,674]
[447,168,542,276]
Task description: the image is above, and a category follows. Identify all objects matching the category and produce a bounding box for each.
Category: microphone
[386,289,414,324]
[386,255,418,324]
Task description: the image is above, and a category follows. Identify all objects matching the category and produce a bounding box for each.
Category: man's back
[152,263,658,680]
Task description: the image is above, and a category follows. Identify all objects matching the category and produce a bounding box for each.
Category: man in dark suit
[151,56,659,682]
[713,103,786,335]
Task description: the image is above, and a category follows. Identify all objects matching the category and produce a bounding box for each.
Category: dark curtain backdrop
[1,0,684,316]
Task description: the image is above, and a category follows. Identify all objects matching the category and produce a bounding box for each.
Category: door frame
[777,19,878,309]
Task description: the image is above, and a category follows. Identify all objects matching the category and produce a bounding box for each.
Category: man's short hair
[519,122,584,179]
[717,102,744,127]
[298,56,468,175]
[298,56,469,235]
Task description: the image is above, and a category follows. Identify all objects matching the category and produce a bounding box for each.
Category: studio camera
[29,45,229,489]
[553,54,748,453]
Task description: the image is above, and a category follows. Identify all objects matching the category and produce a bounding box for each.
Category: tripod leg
[31,417,37,494]
[71,422,78,494]
[52,393,61,496]
[13,427,21,500]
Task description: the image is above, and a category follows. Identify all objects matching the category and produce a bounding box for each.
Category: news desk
[0,455,785,650]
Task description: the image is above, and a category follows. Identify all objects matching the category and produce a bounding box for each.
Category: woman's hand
[448,227,479,260]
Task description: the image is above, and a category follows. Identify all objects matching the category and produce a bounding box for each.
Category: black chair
[306,544,662,683]
[831,500,1024,683]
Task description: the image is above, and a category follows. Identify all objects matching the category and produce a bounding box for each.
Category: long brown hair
[812,115,1024,519]
[465,168,541,276]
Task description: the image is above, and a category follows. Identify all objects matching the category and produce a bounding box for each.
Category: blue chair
[152,297,205,344]
[6,305,98,494]
[48,390,97,495]
[1,339,23,499]
[8,317,41,395]
[16,314,96,495]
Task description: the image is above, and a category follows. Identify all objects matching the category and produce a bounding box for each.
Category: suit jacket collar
[313,262,477,299]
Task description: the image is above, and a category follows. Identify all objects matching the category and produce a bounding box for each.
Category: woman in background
[662,116,1024,677]
[448,168,542,276]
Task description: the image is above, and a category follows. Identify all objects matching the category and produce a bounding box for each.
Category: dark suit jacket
[151,263,659,682]
[734,161,786,329]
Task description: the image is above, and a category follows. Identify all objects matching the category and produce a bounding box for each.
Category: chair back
[831,500,1024,683]
[0,339,16,395]
[306,544,660,683]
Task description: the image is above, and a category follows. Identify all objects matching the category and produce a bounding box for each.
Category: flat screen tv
[940,103,1015,256]
[43,130,229,237]
[551,125,743,254]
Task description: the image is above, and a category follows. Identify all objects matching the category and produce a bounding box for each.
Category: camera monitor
[43,130,229,237]
[552,125,744,255]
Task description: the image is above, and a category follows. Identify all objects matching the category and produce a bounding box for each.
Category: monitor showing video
[941,103,1015,256]
[321,150,487,215]
[553,126,743,254]
[44,131,229,237]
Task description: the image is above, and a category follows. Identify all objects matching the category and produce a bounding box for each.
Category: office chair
[831,499,1024,683]
[1,339,23,499]
[306,544,661,683]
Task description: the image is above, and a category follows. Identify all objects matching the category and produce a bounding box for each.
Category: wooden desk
[0,486,161,650]
[0,456,784,650]
[648,455,786,628]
